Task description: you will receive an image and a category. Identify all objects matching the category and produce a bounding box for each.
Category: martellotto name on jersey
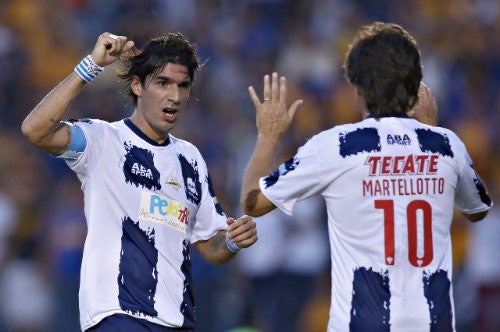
[362,154,444,197]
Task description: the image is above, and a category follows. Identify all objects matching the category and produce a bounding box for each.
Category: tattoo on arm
[210,232,226,255]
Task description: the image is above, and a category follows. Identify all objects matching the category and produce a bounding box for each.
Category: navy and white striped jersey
[64,118,227,331]
[259,116,492,332]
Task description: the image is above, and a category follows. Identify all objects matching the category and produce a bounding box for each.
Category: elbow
[21,118,42,146]
[21,118,54,150]
[241,202,263,217]
[464,210,489,223]
[240,196,269,217]
[240,196,260,217]
[240,188,275,217]
[21,119,32,140]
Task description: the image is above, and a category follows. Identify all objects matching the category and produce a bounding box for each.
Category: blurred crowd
[0,0,499,331]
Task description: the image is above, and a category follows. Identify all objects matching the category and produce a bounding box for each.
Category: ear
[131,76,142,97]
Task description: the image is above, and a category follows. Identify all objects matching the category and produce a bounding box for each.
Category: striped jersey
[259,116,492,332]
[65,118,227,331]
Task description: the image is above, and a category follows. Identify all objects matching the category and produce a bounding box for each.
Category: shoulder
[169,135,204,158]
[307,120,374,147]
[413,124,466,156]
[68,118,113,132]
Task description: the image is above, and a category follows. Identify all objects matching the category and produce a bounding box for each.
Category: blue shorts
[85,314,194,332]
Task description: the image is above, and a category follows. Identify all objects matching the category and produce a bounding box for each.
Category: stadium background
[0,0,499,331]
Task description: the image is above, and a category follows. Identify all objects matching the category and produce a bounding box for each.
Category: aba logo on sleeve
[123,142,161,191]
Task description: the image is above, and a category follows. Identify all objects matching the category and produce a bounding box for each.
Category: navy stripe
[423,270,453,332]
[179,240,195,328]
[349,267,391,332]
[415,129,453,157]
[118,217,159,317]
[339,128,381,158]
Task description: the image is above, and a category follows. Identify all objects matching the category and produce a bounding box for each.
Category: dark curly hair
[117,32,202,105]
[344,22,422,118]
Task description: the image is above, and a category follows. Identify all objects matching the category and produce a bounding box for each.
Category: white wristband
[74,55,103,83]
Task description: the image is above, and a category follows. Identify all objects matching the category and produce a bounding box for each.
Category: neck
[129,111,169,144]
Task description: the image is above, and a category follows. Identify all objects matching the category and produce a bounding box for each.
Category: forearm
[196,230,236,266]
[240,133,280,214]
[21,72,86,154]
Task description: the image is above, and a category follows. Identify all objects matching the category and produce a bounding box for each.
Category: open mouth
[163,107,177,122]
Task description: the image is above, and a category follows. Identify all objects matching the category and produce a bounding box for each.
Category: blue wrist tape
[225,232,241,253]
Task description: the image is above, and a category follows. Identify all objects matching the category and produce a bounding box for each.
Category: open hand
[248,72,303,139]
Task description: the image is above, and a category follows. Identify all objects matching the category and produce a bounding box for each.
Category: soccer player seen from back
[22,32,257,331]
[241,22,492,332]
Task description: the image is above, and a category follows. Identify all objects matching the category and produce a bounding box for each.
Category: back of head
[344,22,422,118]
[118,32,201,105]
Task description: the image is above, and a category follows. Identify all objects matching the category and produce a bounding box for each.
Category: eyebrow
[155,75,191,85]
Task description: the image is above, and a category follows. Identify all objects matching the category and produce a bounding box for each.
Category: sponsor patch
[138,190,190,233]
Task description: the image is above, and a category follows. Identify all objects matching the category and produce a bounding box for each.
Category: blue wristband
[225,232,241,253]
[74,55,103,83]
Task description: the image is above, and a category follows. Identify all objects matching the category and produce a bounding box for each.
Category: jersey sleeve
[63,119,105,177]
[454,144,493,214]
[259,136,324,216]
[189,155,228,243]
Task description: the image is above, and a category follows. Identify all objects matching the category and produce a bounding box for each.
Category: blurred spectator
[0,238,54,332]
[464,202,500,331]
[38,177,86,332]
[0,0,499,330]
[235,197,329,332]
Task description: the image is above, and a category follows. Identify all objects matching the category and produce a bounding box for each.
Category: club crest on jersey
[387,134,411,145]
[165,177,182,191]
[139,190,190,233]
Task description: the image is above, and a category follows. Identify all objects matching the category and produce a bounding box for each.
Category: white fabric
[259,116,492,332]
[65,119,227,330]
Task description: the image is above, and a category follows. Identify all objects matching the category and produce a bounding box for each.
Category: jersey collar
[124,118,171,146]
[365,113,411,119]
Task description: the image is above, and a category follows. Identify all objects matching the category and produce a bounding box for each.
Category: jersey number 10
[375,199,433,267]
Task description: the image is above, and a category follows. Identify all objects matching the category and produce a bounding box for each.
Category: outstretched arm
[240,72,303,216]
[21,32,134,155]
[195,215,257,265]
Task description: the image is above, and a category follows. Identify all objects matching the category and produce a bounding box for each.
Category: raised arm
[21,32,134,155]
[240,72,303,216]
[407,82,438,126]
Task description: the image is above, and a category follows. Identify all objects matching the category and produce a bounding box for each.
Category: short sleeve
[260,137,324,216]
[454,148,493,214]
[189,156,228,243]
[64,119,105,177]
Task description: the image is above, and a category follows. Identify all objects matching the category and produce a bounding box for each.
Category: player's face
[132,63,191,143]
